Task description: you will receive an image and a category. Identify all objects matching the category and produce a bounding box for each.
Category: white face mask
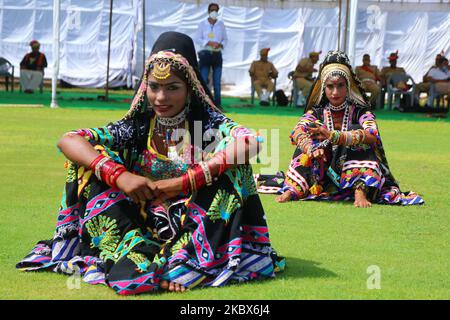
[209,11,219,20]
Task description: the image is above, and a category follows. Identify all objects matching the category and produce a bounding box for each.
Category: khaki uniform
[249,60,278,98]
[293,57,315,95]
[355,65,381,106]
[380,66,408,90]
[415,65,436,94]
[416,82,431,94]
[435,82,450,95]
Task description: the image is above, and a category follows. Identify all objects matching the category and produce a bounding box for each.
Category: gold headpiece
[151,62,171,80]
[305,62,367,110]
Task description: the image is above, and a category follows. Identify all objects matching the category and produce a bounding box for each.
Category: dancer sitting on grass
[276,51,424,207]
[17,31,284,295]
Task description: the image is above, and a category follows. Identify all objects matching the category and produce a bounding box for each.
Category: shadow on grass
[279,257,338,279]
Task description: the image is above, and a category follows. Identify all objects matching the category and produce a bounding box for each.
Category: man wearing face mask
[195,3,228,108]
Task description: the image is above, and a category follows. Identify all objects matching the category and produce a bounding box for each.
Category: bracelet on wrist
[89,154,127,188]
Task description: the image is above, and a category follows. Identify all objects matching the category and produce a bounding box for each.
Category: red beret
[29,40,40,47]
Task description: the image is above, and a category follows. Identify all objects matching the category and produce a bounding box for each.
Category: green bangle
[330,130,340,145]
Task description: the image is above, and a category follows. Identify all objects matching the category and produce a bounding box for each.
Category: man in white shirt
[415,53,443,96]
[195,3,228,107]
[426,56,450,106]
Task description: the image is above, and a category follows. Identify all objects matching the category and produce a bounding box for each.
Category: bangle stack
[182,165,204,194]
[213,151,230,177]
[297,134,312,155]
[329,130,341,145]
[200,161,213,186]
[329,129,367,146]
[181,152,230,194]
[89,154,127,188]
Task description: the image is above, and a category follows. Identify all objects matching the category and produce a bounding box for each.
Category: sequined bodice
[135,148,189,181]
[133,116,191,181]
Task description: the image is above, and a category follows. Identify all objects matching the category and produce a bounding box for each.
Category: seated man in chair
[427,56,450,107]
[415,53,443,97]
[20,40,47,93]
[249,48,278,106]
[355,54,381,108]
[380,51,407,91]
[293,51,321,100]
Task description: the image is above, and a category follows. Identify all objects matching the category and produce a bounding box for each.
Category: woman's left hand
[308,126,331,141]
[152,177,184,204]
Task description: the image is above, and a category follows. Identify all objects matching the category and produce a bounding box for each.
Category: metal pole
[142,0,146,72]
[343,0,350,53]
[348,0,359,66]
[50,0,60,108]
[338,0,342,50]
[105,0,113,101]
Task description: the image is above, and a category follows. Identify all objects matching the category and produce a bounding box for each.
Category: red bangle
[109,165,127,188]
[214,151,230,176]
[89,154,106,170]
[182,172,190,195]
[192,164,206,190]
[99,160,116,185]
[93,158,127,188]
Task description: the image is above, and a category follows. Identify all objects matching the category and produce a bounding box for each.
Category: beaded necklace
[154,109,187,144]
[151,112,189,162]
[328,100,347,111]
[309,102,349,191]
[325,102,350,132]
[156,108,187,127]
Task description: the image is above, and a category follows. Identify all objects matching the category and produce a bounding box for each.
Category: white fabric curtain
[134,0,341,95]
[0,0,449,93]
[0,0,138,88]
[356,2,450,86]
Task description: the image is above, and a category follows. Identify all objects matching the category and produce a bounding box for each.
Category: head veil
[304,50,370,112]
[125,31,222,119]
[119,31,227,167]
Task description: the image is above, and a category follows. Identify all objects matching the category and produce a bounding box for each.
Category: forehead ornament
[151,62,171,80]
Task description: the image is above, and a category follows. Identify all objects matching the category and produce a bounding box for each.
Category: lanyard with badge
[208,23,215,40]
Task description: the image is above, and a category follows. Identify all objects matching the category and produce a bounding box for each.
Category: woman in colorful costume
[17,32,284,295]
[276,51,423,207]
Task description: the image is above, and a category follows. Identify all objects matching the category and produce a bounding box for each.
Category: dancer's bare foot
[276,190,293,203]
[160,280,186,292]
[354,188,372,208]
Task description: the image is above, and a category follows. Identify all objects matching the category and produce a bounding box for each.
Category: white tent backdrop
[0,0,139,88]
[0,0,449,96]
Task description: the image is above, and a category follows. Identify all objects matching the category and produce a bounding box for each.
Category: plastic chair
[288,71,297,107]
[19,70,44,93]
[427,82,448,109]
[288,71,305,108]
[250,79,256,104]
[386,73,416,110]
[0,57,15,91]
[364,90,383,110]
[251,77,277,106]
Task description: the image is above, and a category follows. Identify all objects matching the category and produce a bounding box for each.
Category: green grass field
[0,94,449,300]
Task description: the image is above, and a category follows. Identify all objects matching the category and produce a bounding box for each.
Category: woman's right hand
[116,171,160,204]
[308,126,331,142]
[310,148,327,162]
